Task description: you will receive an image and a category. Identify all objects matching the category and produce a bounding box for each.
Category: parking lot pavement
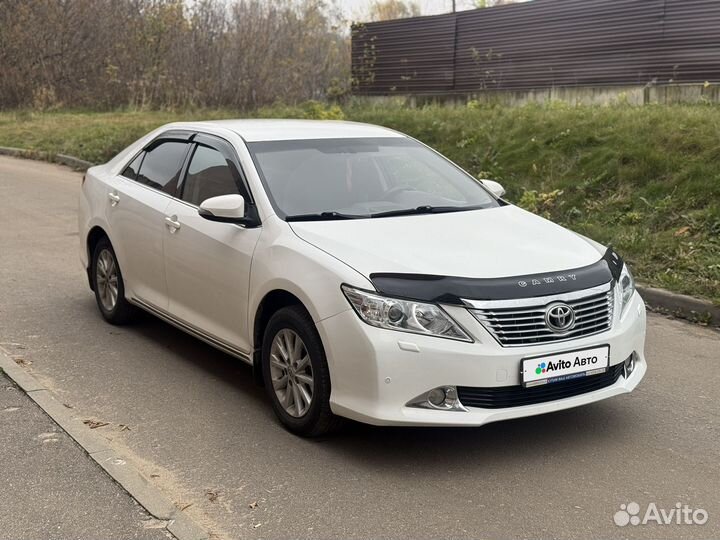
[0,371,172,540]
[1,155,719,539]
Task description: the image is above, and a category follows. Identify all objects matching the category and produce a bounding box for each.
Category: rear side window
[136,141,189,195]
[121,152,144,180]
[181,145,242,206]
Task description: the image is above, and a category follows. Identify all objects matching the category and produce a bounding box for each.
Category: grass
[1,102,718,305]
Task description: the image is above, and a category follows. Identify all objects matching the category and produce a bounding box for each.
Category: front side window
[136,141,189,195]
[247,137,498,219]
[181,145,242,206]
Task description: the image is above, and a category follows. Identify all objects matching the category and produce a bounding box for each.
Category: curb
[0,348,209,540]
[56,153,94,170]
[0,146,93,170]
[637,285,719,326]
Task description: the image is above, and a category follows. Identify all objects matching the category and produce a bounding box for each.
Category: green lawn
[1,102,718,305]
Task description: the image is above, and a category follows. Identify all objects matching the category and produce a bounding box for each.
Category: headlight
[341,285,472,342]
[619,263,635,314]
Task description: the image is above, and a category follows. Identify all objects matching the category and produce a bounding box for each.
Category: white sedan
[79,119,647,436]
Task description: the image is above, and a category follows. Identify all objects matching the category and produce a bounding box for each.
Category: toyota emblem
[545,302,576,333]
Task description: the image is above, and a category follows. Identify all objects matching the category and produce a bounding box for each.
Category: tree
[0,0,350,110]
[368,0,420,22]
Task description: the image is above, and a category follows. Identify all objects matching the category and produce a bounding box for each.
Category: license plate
[521,345,610,387]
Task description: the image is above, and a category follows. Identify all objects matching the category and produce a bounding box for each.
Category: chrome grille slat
[573,303,607,314]
[482,311,611,330]
[476,314,545,322]
[470,285,614,347]
[496,323,612,343]
[491,314,611,335]
[483,320,547,329]
[569,299,607,309]
[498,321,611,341]
[571,313,612,325]
[572,297,607,308]
[477,310,546,317]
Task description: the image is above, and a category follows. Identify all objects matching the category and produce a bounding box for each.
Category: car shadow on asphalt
[326,401,639,471]
[127,308,270,401]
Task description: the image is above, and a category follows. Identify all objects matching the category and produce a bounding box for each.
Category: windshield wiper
[369,205,484,218]
[285,211,366,222]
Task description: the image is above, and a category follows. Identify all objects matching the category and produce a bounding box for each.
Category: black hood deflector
[370,248,623,305]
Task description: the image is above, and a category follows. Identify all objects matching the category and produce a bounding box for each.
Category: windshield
[247,137,499,219]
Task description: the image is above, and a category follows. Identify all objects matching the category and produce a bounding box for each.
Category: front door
[163,136,261,355]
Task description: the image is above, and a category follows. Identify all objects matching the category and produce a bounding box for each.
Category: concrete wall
[356,83,720,108]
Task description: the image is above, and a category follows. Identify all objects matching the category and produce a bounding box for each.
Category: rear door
[163,134,261,355]
[106,133,192,310]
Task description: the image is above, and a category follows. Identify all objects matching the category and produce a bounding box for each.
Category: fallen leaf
[178,502,194,511]
[674,226,691,237]
[83,419,109,429]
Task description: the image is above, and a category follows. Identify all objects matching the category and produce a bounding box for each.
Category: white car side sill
[129,297,253,364]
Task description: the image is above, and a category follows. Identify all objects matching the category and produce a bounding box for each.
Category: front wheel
[261,306,343,437]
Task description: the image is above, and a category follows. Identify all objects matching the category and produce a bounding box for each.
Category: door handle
[108,192,120,206]
[165,216,181,233]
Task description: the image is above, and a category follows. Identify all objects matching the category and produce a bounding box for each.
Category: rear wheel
[262,306,343,437]
[91,238,136,325]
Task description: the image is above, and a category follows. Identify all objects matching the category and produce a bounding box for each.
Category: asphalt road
[0,155,719,539]
[0,371,172,540]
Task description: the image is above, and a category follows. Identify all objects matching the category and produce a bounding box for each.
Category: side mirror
[480,179,506,198]
[198,194,247,223]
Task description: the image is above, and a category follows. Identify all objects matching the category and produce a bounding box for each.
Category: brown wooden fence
[351,0,720,95]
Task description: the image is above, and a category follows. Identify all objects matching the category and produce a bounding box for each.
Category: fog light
[428,388,446,406]
[624,352,637,378]
[406,386,467,412]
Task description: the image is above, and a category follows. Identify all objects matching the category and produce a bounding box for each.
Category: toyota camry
[78,119,647,436]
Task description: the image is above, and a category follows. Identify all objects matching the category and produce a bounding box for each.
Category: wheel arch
[252,289,312,386]
[86,226,110,290]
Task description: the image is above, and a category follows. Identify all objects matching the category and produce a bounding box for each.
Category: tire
[261,305,344,437]
[91,237,136,325]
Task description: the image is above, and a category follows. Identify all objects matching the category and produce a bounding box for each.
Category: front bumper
[316,290,647,427]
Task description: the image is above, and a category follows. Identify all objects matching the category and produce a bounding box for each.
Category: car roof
[178,119,405,142]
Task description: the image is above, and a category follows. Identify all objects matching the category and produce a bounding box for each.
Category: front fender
[248,218,372,346]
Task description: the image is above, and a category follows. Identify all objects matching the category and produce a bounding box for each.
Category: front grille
[457,362,624,409]
[470,285,614,347]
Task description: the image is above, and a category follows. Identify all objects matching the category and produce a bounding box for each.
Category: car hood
[289,205,605,280]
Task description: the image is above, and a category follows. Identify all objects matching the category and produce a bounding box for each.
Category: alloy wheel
[96,248,119,312]
[269,329,314,417]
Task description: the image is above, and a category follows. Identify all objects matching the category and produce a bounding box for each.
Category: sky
[336,0,482,21]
